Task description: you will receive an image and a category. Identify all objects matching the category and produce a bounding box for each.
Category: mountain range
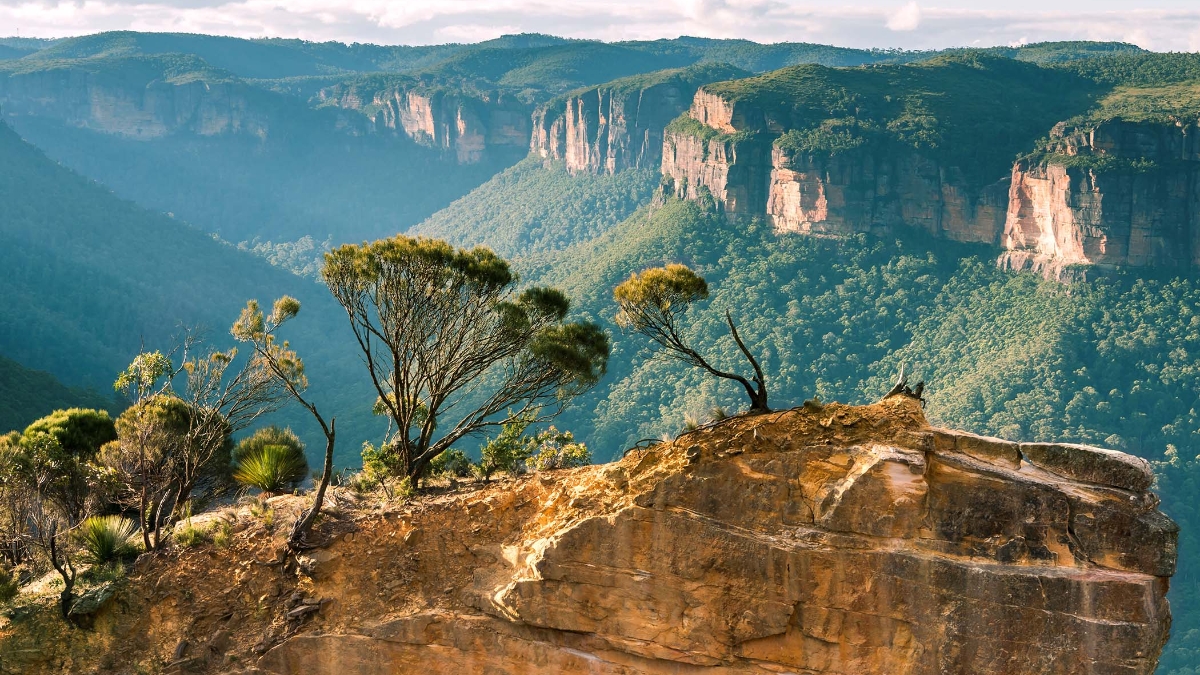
[1,31,1198,671]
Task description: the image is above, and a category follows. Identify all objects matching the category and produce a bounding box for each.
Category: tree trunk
[288,420,335,552]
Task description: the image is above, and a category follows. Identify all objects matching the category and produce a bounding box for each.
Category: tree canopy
[322,234,609,480]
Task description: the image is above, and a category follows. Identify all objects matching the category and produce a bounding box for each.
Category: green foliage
[477,416,535,480]
[427,449,472,478]
[22,408,116,460]
[75,515,139,565]
[233,443,309,495]
[238,236,332,279]
[525,427,591,471]
[0,566,17,602]
[13,409,116,525]
[414,157,659,258]
[234,426,305,466]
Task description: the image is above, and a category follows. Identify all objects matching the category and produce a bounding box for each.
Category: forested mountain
[0,31,1197,670]
[0,355,119,432]
[0,117,379,455]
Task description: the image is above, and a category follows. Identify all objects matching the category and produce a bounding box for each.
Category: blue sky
[2,1,1199,52]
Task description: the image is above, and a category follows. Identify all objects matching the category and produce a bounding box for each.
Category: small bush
[76,515,139,565]
[428,449,472,478]
[212,521,233,549]
[526,427,591,471]
[174,520,209,548]
[0,567,18,602]
[478,416,534,480]
[235,426,305,465]
[234,443,308,495]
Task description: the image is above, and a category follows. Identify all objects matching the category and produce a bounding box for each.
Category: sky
[2,0,1200,52]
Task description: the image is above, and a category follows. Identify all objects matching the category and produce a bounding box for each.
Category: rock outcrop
[768,144,1008,243]
[0,60,352,140]
[532,65,747,175]
[662,87,1007,244]
[320,82,530,164]
[0,398,1175,675]
[1000,120,1200,277]
[665,88,1200,273]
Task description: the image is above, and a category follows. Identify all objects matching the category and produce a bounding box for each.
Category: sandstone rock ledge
[0,398,1175,675]
[254,397,1175,675]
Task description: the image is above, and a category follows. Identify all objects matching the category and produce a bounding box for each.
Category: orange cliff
[0,397,1176,675]
[662,87,1200,275]
[318,83,530,165]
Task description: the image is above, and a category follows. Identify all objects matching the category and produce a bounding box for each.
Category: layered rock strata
[0,67,281,140]
[320,84,530,164]
[1000,119,1200,276]
[1,397,1174,675]
[532,66,746,175]
[768,144,1008,243]
[665,88,1200,272]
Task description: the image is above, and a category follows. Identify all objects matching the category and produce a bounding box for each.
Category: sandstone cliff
[1000,119,1200,277]
[663,87,1010,244]
[767,144,1007,243]
[0,59,352,140]
[319,81,529,164]
[0,397,1175,675]
[531,65,747,175]
[662,80,1200,273]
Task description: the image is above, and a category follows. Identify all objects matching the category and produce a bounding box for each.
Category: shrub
[173,520,209,548]
[234,443,308,495]
[428,449,472,478]
[76,515,139,565]
[477,417,534,480]
[234,426,305,465]
[0,566,18,602]
[526,427,591,471]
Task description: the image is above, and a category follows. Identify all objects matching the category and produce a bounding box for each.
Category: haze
[2,1,1199,52]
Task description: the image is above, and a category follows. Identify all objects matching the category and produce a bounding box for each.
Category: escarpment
[663,84,1200,274]
[1,397,1175,675]
[1001,119,1200,277]
[319,82,530,164]
[531,65,747,175]
[0,60,350,140]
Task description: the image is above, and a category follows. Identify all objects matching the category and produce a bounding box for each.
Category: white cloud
[1,1,1199,52]
[886,2,921,32]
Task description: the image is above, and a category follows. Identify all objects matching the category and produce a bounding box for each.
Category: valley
[0,31,1198,673]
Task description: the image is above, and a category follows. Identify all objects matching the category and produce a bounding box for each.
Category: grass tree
[613,264,769,412]
[321,235,610,483]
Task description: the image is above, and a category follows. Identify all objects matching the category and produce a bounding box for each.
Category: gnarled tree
[232,296,335,551]
[613,264,769,412]
[322,236,609,482]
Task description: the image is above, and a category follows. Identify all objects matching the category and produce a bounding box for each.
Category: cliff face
[0,68,279,139]
[1,398,1175,675]
[768,145,1008,244]
[532,66,747,175]
[321,84,530,164]
[1001,120,1200,276]
[661,130,771,216]
[665,89,1200,272]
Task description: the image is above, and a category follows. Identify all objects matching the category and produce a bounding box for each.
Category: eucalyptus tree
[231,296,334,550]
[613,263,769,412]
[322,235,609,482]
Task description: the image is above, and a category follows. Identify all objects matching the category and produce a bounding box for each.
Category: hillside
[0,53,511,243]
[0,355,119,433]
[0,118,379,463]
